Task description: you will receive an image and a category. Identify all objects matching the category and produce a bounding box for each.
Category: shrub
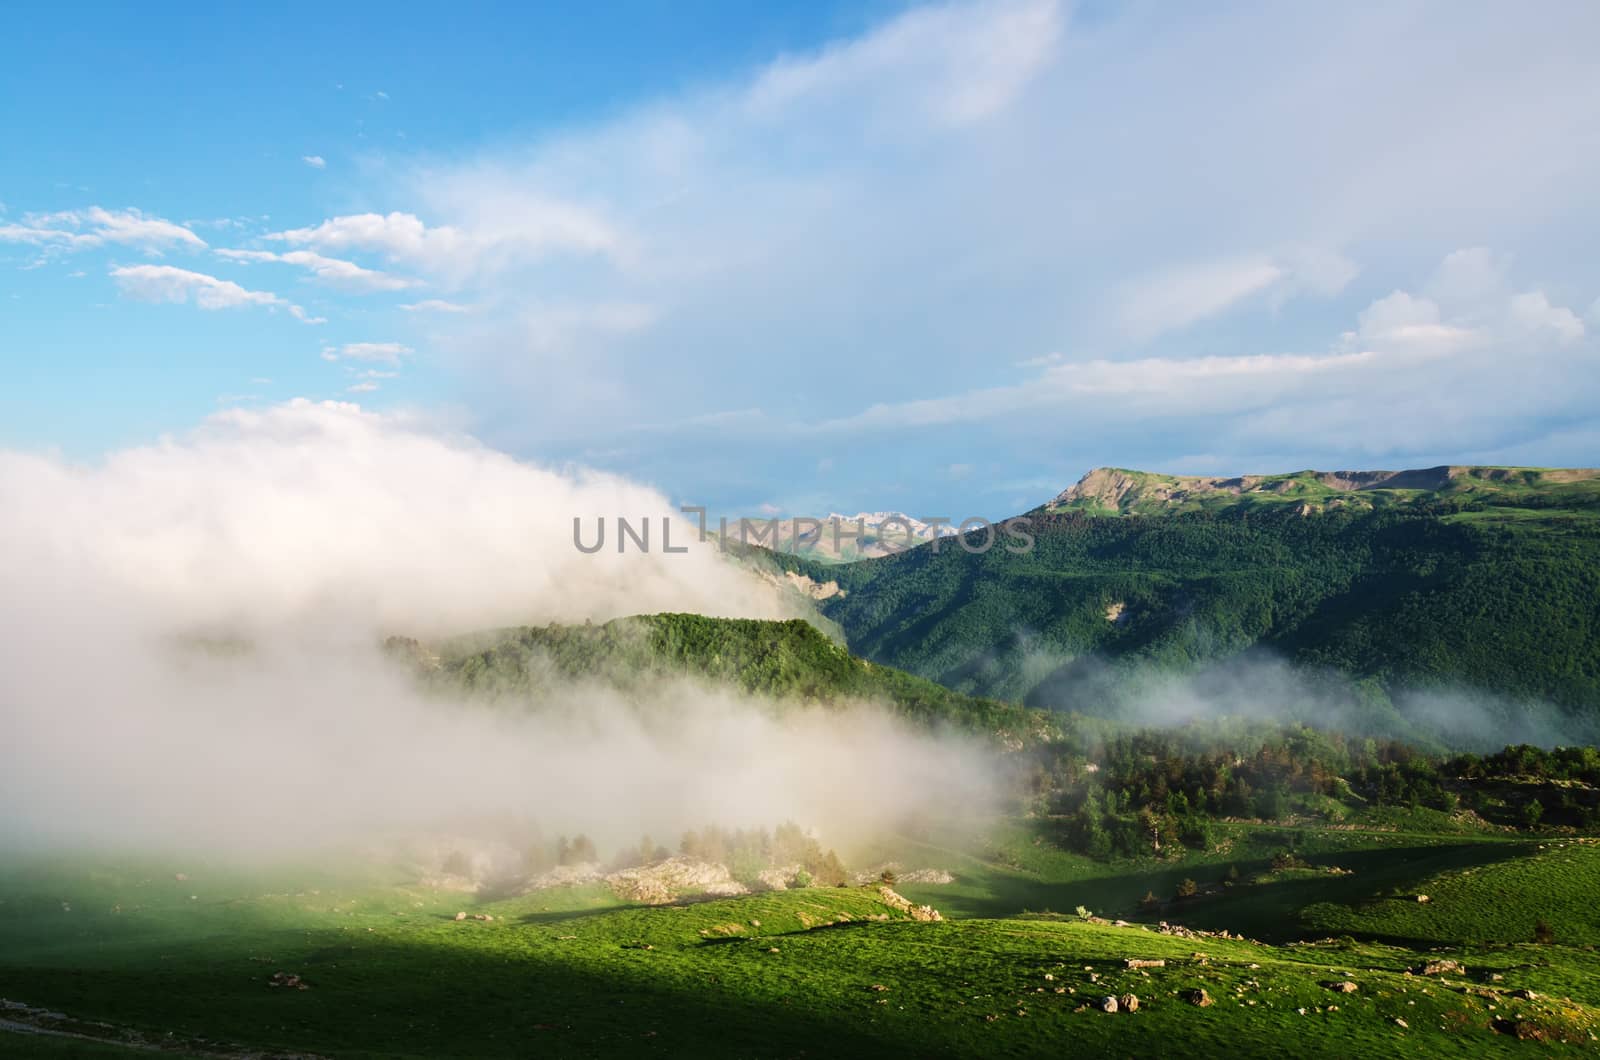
[1139,890,1160,909]
[1270,850,1307,872]
[1534,919,1556,945]
[1175,878,1198,900]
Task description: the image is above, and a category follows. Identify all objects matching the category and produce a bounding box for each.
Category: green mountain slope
[390,612,1051,745]
[774,467,1600,738]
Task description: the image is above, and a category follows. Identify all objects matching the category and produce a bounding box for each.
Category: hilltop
[389,611,1051,745]
[1044,465,1600,517]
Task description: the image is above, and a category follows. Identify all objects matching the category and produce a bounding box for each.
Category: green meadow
[4,826,1598,1057]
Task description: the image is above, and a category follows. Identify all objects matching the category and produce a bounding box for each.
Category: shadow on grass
[908,839,1532,945]
[515,906,631,926]
[0,929,957,1060]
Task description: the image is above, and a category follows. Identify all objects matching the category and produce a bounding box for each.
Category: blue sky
[4,0,1598,519]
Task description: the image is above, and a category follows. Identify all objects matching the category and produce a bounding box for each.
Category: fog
[0,400,996,857]
[1025,646,1597,751]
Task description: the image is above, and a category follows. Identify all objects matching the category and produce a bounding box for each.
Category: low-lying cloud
[0,401,996,855]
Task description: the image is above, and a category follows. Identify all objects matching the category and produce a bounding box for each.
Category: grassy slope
[4,838,1600,1057]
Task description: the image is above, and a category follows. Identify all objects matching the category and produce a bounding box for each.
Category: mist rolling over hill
[8,0,1600,1054]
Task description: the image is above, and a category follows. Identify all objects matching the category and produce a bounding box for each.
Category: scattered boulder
[1118,993,1139,1012]
[1416,959,1464,976]
[1323,981,1359,994]
[453,912,467,921]
[1099,996,1119,1013]
[527,863,605,890]
[1124,958,1165,969]
[1415,895,1431,903]
[268,971,308,991]
[1509,988,1537,1000]
[1184,989,1213,1007]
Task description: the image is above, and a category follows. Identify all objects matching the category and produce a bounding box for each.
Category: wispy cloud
[1114,249,1358,342]
[321,341,413,365]
[267,207,621,281]
[1,207,205,256]
[400,298,474,313]
[111,264,322,322]
[302,155,326,169]
[215,247,420,292]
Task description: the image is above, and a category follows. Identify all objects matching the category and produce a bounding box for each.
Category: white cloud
[1352,290,1475,351]
[0,222,97,248]
[0,402,968,853]
[110,264,321,322]
[347,381,380,393]
[2,207,205,256]
[1115,248,1358,342]
[745,0,1060,127]
[215,247,420,292]
[400,298,474,313]
[269,208,621,281]
[786,249,1592,440]
[806,348,1376,434]
[1115,256,1286,341]
[1508,291,1584,344]
[323,341,414,365]
[1427,247,1506,304]
[302,155,327,169]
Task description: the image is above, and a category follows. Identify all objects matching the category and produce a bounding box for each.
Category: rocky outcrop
[606,857,749,905]
[1417,959,1465,976]
[875,885,943,922]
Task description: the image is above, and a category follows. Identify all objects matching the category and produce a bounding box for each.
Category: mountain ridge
[1042,464,1600,517]
[766,464,1600,741]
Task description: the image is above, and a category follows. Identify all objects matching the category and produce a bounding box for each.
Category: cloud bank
[0,401,994,854]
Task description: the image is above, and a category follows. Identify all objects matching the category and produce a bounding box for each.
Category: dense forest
[390,611,1050,744]
[769,498,1600,741]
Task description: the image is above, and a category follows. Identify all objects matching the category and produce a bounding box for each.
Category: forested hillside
[770,468,1600,741]
[390,612,1049,744]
